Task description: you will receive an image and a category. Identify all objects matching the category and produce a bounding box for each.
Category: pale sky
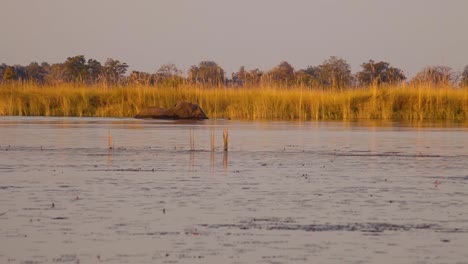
[1,0,467,77]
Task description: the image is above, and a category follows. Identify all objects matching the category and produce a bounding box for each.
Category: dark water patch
[20,260,41,264]
[0,185,23,190]
[115,253,148,258]
[201,218,454,233]
[331,152,442,158]
[88,168,162,172]
[52,254,78,263]
[22,208,44,211]
[126,231,182,236]
[51,217,68,220]
[444,175,468,181]
[262,148,457,158]
[0,166,15,172]
[434,227,468,233]
[85,153,113,157]
[2,231,28,238]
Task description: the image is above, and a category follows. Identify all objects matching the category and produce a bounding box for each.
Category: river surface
[0,117,467,264]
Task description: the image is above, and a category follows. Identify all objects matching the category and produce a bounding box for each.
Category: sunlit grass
[0,82,467,121]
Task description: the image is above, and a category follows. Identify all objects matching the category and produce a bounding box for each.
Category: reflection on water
[1,117,468,264]
[223,151,228,173]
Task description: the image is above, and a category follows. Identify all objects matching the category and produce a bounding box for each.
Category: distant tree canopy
[232,66,263,87]
[102,58,128,85]
[155,63,184,87]
[2,65,27,82]
[1,55,468,89]
[411,66,458,86]
[356,60,406,86]
[156,63,181,78]
[25,62,50,84]
[189,61,224,86]
[461,65,468,87]
[264,61,295,86]
[302,56,353,89]
[30,55,129,85]
[86,59,102,83]
[47,63,67,84]
[127,64,184,87]
[0,64,6,79]
[64,55,89,82]
[3,66,16,81]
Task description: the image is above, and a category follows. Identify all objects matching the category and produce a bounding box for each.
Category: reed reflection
[210,152,215,172]
[189,150,195,172]
[107,148,113,165]
[223,151,228,173]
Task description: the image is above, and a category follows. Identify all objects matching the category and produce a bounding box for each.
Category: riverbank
[1,83,467,121]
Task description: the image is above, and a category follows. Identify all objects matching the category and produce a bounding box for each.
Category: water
[1,117,467,264]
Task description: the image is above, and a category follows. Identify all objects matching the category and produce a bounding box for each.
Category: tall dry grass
[0,82,467,121]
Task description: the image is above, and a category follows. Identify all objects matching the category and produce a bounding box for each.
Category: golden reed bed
[1,83,467,121]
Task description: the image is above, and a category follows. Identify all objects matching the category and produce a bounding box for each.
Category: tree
[248,69,263,87]
[295,69,313,86]
[25,62,50,84]
[155,63,184,87]
[412,66,458,86]
[128,71,155,86]
[264,61,295,86]
[0,63,7,82]
[314,56,353,89]
[25,62,41,82]
[156,63,182,78]
[103,58,128,85]
[13,65,27,82]
[232,66,263,87]
[231,66,247,86]
[3,66,15,81]
[461,65,468,87]
[356,60,406,86]
[45,63,67,85]
[296,66,323,87]
[86,59,102,83]
[189,61,225,86]
[1,65,27,82]
[64,55,88,82]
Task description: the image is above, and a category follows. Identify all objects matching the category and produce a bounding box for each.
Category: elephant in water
[135,101,208,120]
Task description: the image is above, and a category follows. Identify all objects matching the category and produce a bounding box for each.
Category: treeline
[0,56,129,86]
[1,55,468,88]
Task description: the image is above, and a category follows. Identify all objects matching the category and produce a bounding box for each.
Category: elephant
[135,101,208,120]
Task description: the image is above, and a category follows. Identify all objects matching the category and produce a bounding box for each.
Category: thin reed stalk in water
[211,129,215,152]
[223,151,228,172]
[210,151,215,172]
[108,130,113,150]
[190,129,195,151]
[223,128,228,152]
